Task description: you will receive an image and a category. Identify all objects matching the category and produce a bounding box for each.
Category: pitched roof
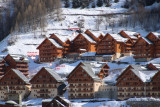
[152,64,160,70]
[122,30,139,39]
[9,54,29,62]
[82,62,107,77]
[131,69,158,82]
[48,38,63,48]
[88,30,105,38]
[80,63,101,81]
[141,37,153,44]
[109,34,128,42]
[67,62,101,81]
[152,32,160,38]
[11,69,30,84]
[81,33,96,43]
[44,67,64,82]
[118,64,158,83]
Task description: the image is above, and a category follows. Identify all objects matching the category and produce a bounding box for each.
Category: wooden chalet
[96,33,133,60]
[0,69,30,101]
[133,37,154,62]
[2,54,29,77]
[72,33,97,53]
[85,29,104,42]
[30,67,64,98]
[146,32,160,58]
[116,65,159,100]
[67,62,102,99]
[37,38,63,62]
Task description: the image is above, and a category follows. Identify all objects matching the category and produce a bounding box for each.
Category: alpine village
[0,0,160,107]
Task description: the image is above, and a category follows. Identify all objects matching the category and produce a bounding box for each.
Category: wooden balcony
[5,92,17,95]
[17,68,29,71]
[76,85,93,88]
[37,90,51,93]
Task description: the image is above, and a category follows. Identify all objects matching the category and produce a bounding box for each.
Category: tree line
[0,0,61,42]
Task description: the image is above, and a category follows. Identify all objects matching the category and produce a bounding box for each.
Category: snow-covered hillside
[0,0,157,56]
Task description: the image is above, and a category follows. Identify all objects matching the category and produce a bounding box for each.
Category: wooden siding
[38,39,63,62]
[133,38,154,59]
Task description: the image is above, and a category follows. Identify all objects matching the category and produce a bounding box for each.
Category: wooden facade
[97,64,110,79]
[0,69,30,101]
[133,37,154,61]
[116,65,160,100]
[30,67,64,98]
[72,33,96,53]
[37,38,63,62]
[67,62,102,99]
[0,58,5,77]
[146,32,160,58]
[1,54,29,77]
[63,39,72,57]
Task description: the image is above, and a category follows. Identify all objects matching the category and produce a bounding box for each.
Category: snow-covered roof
[83,62,106,75]
[131,69,158,82]
[12,69,30,84]
[10,54,29,62]
[152,64,160,70]
[120,64,158,83]
[81,52,96,56]
[152,32,160,38]
[81,33,96,43]
[123,31,139,39]
[110,34,128,42]
[80,62,102,81]
[48,38,63,48]
[89,30,105,38]
[142,37,153,44]
[44,67,64,82]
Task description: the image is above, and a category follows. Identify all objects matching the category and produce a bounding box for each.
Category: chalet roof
[131,69,158,82]
[142,37,153,44]
[109,34,128,42]
[82,62,107,76]
[12,69,30,84]
[122,31,139,39]
[152,64,160,70]
[9,54,29,62]
[81,33,96,43]
[152,32,160,38]
[88,30,105,38]
[48,38,63,48]
[80,62,101,81]
[44,67,64,82]
[130,64,148,71]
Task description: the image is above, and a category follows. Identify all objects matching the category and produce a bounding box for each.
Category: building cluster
[37,30,141,62]
[1,53,160,102]
[37,29,160,62]
[0,54,65,101]
[1,30,160,104]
